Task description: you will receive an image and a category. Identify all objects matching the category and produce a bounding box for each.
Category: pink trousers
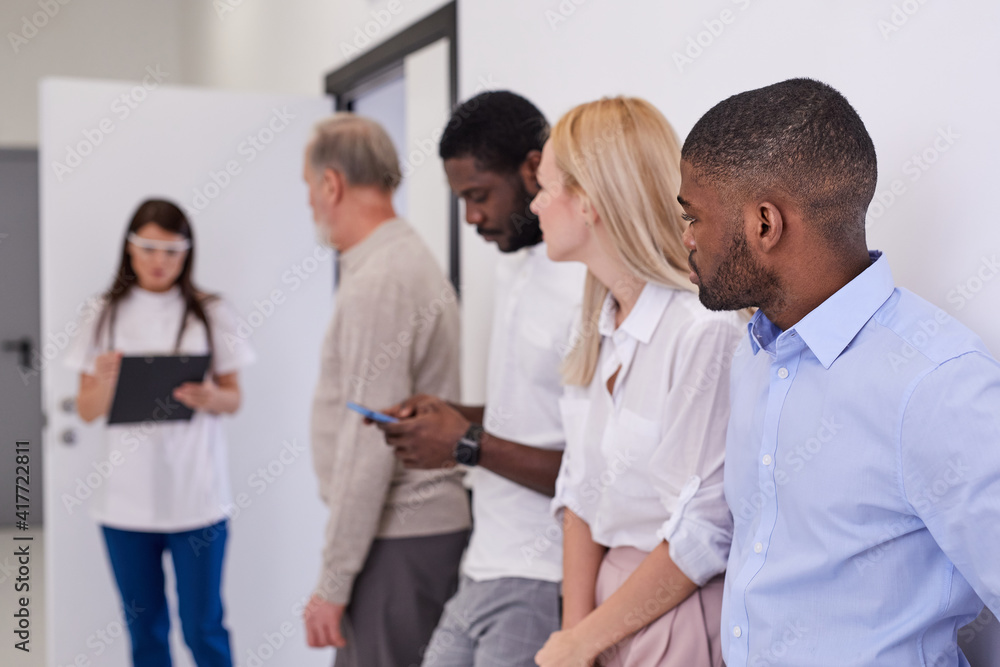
[594,546,724,667]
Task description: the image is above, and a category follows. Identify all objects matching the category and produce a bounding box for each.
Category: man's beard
[314,219,337,249]
[502,180,543,253]
[693,227,779,312]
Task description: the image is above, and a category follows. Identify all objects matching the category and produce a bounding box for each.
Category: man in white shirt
[376,91,586,667]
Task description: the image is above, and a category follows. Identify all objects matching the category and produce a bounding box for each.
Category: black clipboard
[106,354,212,425]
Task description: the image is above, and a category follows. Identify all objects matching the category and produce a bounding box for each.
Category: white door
[41,79,334,667]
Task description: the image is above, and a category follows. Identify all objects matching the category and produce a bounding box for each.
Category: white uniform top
[462,243,586,583]
[64,285,255,532]
[552,283,743,586]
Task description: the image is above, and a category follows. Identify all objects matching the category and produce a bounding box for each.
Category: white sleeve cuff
[657,475,732,586]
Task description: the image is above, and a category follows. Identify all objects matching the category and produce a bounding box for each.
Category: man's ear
[520,150,542,196]
[322,168,345,205]
[752,201,784,254]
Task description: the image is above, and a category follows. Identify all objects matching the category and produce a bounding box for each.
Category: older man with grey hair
[301,113,470,667]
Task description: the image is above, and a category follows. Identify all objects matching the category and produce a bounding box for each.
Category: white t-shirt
[64,285,255,532]
[462,243,586,583]
[552,283,743,586]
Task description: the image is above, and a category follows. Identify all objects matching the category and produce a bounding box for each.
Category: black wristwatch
[454,424,484,466]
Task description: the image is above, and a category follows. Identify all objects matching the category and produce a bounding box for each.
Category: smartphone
[346,401,399,424]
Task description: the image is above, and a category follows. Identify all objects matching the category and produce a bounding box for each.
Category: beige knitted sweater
[310,218,470,605]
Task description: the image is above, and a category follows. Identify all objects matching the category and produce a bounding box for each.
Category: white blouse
[64,286,255,532]
[552,282,743,585]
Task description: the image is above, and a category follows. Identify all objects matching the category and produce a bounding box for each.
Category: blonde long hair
[553,97,695,386]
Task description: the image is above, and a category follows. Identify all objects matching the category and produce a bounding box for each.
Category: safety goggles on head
[127,232,191,254]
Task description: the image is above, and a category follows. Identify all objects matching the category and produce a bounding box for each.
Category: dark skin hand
[369,155,561,495]
[369,394,563,497]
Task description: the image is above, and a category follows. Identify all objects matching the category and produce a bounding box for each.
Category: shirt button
[762,454,773,466]
[777,367,789,379]
[754,542,763,553]
[733,626,742,638]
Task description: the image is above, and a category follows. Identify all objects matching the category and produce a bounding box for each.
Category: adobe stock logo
[946,254,999,311]
[189,107,296,211]
[50,66,170,182]
[672,0,754,73]
[877,0,931,40]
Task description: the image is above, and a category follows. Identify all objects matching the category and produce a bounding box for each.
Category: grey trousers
[421,576,562,667]
[334,529,470,667]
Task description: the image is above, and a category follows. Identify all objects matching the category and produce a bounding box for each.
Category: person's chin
[696,286,734,312]
[487,234,512,253]
[544,243,570,263]
[145,279,175,292]
[696,289,720,310]
[314,224,337,249]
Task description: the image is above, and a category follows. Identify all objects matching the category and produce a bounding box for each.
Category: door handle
[2,336,33,370]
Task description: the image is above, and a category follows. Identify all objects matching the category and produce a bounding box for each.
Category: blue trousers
[102,520,233,667]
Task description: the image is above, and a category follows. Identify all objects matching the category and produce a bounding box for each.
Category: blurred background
[1,1,998,665]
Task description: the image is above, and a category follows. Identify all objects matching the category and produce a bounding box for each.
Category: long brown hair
[94,199,216,355]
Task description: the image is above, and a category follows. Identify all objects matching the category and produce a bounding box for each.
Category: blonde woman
[531,98,743,667]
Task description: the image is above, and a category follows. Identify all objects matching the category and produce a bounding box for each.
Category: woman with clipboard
[65,198,254,667]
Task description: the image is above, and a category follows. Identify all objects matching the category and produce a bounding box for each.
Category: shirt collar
[598,282,676,345]
[748,250,896,368]
[338,217,406,275]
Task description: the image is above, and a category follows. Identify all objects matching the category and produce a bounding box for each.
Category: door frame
[0,147,43,527]
[324,2,461,293]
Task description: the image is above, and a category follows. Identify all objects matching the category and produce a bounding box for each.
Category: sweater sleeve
[312,274,421,605]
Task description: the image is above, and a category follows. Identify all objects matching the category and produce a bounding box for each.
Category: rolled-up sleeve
[654,314,742,586]
[551,392,591,522]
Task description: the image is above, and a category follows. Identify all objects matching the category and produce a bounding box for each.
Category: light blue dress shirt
[722,251,1000,666]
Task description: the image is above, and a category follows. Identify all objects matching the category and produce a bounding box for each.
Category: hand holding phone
[346,401,399,424]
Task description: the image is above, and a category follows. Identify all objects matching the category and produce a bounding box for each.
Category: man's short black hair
[439,90,549,174]
[682,78,877,247]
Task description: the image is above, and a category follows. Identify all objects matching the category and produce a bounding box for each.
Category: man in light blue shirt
[677,77,1000,666]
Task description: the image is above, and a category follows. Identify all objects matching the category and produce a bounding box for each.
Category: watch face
[455,442,476,465]
[455,424,483,466]
[455,442,472,464]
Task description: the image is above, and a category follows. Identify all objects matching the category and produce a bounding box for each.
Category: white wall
[175,0,450,94]
[458,0,1000,360]
[458,0,1000,661]
[0,0,186,147]
[8,1,998,388]
[0,0,451,143]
